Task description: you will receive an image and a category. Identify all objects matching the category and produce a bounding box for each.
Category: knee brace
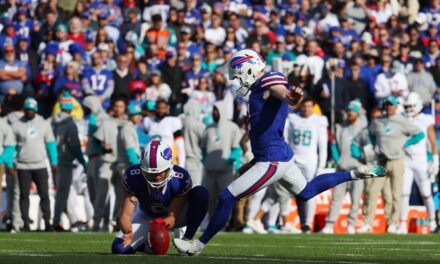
[111,237,134,254]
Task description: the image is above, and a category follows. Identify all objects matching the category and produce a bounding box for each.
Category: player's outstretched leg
[182,186,209,240]
[174,189,237,256]
[297,165,386,201]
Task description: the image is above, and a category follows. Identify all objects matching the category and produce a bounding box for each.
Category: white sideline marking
[201,256,379,264]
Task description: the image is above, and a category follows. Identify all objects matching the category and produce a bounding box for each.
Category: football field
[0,232,439,264]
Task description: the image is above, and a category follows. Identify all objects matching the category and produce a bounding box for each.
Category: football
[147,218,170,255]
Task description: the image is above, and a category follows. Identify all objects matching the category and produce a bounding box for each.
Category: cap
[384,96,399,106]
[181,26,191,34]
[201,4,212,14]
[150,69,161,76]
[434,93,440,102]
[165,48,176,58]
[56,24,68,32]
[45,44,58,56]
[128,103,142,115]
[143,100,156,111]
[69,42,84,55]
[59,92,74,111]
[98,11,109,19]
[98,43,110,51]
[347,100,362,115]
[80,12,90,19]
[276,36,285,43]
[24,97,38,112]
[17,35,28,42]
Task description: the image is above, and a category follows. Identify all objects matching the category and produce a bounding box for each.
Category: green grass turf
[0,232,439,264]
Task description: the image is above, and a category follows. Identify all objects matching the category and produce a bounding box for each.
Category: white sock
[400,195,410,223]
[423,196,436,221]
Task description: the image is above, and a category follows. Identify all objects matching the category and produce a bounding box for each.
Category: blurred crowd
[1,0,440,234]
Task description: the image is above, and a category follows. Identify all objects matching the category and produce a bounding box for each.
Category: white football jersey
[285,113,328,167]
[142,116,182,148]
[405,113,434,157]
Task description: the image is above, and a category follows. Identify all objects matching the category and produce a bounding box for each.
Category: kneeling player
[112,140,208,254]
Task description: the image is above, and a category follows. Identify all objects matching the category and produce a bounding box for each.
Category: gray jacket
[11,115,56,169]
[407,70,437,106]
[202,101,241,172]
[369,114,421,160]
[0,118,15,158]
[181,100,206,161]
[335,119,365,170]
[117,121,140,167]
[94,117,127,163]
[83,96,109,157]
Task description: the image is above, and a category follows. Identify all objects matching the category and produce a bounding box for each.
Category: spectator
[429,56,440,88]
[314,59,350,124]
[112,54,133,104]
[9,98,58,231]
[407,53,437,109]
[117,103,142,170]
[189,76,216,119]
[82,52,115,109]
[347,62,371,112]
[183,54,209,95]
[143,70,172,102]
[159,50,184,116]
[266,36,296,67]
[374,55,408,103]
[0,45,27,99]
[344,0,369,34]
[68,17,85,48]
[53,61,83,101]
[424,39,440,67]
[246,19,272,55]
[205,14,226,47]
[146,14,171,60]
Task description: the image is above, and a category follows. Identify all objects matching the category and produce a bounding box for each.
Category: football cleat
[280,223,302,234]
[246,219,268,234]
[242,226,254,234]
[430,220,437,233]
[397,222,408,235]
[387,224,398,234]
[268,225,280,234]
[357,224,372,234]
[347,225,356,234]
[353,165,386,180]
[320,225,334,234]
[173,238,204,256]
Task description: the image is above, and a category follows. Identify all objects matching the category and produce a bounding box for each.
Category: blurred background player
[398,92,438,234]
[92,98,127,232]
[180,100,206,187]
[111,140,208,254]
[9,97,58,231]
[354,96,424,234]
[50,92,87,231]
[322,100,367,234]
[285,97,328,233]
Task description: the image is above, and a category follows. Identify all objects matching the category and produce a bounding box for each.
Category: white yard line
[201,256,380,264]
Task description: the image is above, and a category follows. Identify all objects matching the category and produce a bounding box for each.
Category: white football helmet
[403,92,423,117]
[140,140,174,188]
[228,49,266,96]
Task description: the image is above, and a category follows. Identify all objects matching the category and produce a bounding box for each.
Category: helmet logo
[230,55,255,68]
[162,147,172,161]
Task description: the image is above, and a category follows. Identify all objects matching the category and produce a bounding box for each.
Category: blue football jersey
[122,164,192,218]
[248,71,293,162]
[82,68,114,96]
